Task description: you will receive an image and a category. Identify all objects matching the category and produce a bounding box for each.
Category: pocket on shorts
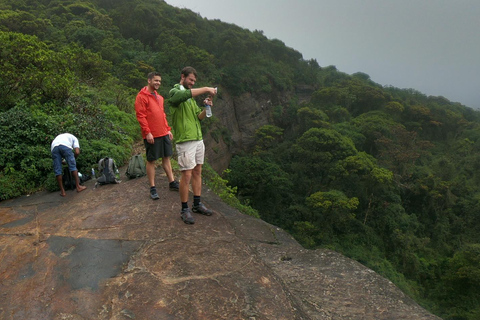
[177,149,196,170]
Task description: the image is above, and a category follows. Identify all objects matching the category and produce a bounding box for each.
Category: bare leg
[180,169,192,203]
[71,171,86,193]
[56,175,66,197]
[146,160,156,187]
[191,164,202,196]
[161,157,175,183]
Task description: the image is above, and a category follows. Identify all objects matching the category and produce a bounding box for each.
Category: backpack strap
[103,157,109,176]
[133,155,140,172]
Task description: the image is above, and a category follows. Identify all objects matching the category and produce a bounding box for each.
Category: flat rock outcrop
[0,168,440,319]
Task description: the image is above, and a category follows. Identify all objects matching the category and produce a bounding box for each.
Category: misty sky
[164,0,480,109]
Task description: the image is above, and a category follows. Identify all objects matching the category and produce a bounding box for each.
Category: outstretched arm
[191,87,216,98]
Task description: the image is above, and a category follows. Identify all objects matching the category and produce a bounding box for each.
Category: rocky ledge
[0,168,440,319]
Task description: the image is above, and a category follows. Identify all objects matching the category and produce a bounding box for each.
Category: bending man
[51,133,87,197]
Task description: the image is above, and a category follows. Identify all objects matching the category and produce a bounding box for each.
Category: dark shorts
[144,135,173,162]
[52,145,77,176]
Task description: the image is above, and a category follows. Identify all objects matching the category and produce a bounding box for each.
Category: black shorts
[144,135,173,162]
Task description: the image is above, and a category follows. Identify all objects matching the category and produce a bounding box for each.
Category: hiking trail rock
[0,168,440,319]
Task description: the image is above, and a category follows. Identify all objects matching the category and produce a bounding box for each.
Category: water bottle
[205,104,212,117]
[91,168,95,178]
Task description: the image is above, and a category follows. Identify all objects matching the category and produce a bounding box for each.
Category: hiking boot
[169,180,179,191]
[150,188,160,200]
[192,202,213,216]
[181,208,195,224]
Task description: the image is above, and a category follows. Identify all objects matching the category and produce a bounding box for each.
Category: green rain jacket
[168,84,203,144]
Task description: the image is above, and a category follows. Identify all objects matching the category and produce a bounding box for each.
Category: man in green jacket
[169,66,217,224]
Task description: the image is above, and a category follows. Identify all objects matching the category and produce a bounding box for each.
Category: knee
[147,160,156,167]
[192,165,202,177]
[182,170,193,181]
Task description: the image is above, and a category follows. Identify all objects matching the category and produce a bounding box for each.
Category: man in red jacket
[135,72,179,200]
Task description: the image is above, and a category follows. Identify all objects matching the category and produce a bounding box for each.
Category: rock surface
[0,168,441,319]
[203,89,289,173]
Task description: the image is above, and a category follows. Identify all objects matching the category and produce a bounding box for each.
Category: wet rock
[0,168,440,319]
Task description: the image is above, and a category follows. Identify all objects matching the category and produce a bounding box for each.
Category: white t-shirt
[51,133,80,152]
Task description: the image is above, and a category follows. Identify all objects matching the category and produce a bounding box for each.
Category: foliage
[226,155,292,222]
[0,86,137,199]
[0,31,75,110]
[2,0,480,318]
[201,164,259,218]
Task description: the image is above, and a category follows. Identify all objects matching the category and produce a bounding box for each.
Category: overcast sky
[164,0,480,109]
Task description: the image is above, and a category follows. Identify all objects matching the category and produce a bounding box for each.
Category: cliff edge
[0,168,440,319]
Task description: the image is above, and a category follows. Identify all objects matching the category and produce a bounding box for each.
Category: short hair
[147,71,161,80]
[181,66,197,78]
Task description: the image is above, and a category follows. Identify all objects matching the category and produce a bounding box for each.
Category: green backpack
[126,154,146,179]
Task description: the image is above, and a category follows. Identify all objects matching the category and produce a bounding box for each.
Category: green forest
[1,0,480,319]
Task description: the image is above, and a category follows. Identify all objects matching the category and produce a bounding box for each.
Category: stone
[0,167,440,319]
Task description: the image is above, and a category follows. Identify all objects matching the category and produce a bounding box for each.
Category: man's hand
[167,131,173,140]
[203,96,213,107]
[206,87,217,97]
[146,132,154,144]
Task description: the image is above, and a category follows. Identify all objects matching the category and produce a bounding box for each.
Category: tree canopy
[1,0,480,318]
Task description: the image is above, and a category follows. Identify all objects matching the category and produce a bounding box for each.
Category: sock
[193,195,201,207]
[182,202,188,209]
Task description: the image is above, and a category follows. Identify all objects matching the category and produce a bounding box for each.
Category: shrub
[202,164,259,218]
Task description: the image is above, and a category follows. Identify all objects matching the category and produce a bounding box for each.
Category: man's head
[180,66,197,89]
[147,71,162,92]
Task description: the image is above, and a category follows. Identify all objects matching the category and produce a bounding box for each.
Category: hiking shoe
[192,202,213,216]
[150,188,160,200]
[181,208,195,224]
[169,180,179,191]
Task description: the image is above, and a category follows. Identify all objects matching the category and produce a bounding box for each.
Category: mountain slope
[0,167,439,319]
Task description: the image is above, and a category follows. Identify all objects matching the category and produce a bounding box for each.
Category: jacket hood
[139,86,155,97]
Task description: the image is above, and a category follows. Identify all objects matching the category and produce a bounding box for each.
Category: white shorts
[176,140,205,171]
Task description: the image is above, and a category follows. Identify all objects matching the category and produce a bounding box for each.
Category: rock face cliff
[0,168,440,319]
[202,88,293,173]
[203,85,316,173]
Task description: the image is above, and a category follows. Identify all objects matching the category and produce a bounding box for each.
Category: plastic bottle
[91,168,95,178]
[205,104,212,117]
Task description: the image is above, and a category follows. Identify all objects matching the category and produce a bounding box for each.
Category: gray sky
[164,0,480,109]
